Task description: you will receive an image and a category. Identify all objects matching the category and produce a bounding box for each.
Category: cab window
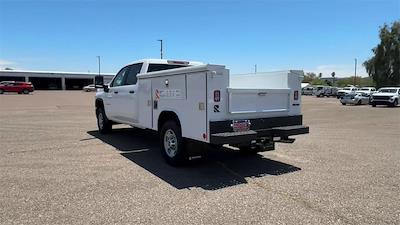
[124,63,143,85]
[111,66,129,87]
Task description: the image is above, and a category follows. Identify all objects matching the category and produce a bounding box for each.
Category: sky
[0,0,399,77]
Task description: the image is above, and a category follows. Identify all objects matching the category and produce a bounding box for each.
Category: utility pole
[97,56,101,76]
[354,58,357,86]
[157,39,163,59]
[255,64,257,74]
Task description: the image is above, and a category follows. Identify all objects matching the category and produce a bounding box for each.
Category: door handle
[129,90,135,94]
[114,91,118,94]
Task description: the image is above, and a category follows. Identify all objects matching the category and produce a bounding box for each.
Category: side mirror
[95,75,109,92]
[95,75,104,87]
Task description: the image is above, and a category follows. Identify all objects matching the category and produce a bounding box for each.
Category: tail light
[214,90,220,102]
[294,90,299,100]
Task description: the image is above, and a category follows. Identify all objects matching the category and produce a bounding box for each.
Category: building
[0,70,115,90]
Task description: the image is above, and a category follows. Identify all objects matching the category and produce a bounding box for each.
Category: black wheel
[0,89,4,94]
[96,107,112,134]
[392,99,398,107]
[160,120,186,166]
[357,100,361,105]
[22,89,29,94]
[372,104,376,107]
[341,103,346,105]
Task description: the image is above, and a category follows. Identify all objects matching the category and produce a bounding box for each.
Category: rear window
[147,64,187,73]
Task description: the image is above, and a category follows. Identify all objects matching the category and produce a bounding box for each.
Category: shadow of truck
[87,128,301,191]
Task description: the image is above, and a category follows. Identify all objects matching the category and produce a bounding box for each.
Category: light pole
[254,64,257,74]
[97,56,101,76]
[354,58,357,86]
[157,39,163,59]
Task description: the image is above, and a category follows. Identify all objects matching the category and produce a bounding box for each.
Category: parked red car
[0,81,34,94]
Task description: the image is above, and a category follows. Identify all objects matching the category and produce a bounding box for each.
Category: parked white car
[340,93,370,105]
[370,87,400,107]
[83,84,96,92]
[302,86,314,95]
[94,59,309,165]
[357,87,376,96]
[337,86,358,98]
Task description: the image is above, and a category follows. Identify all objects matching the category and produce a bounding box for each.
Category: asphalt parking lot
[0,91,399,225]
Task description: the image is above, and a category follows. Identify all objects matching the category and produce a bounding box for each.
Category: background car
[340,93,370,105]
[357,87,376,97]
[0,81,34,94]
[83,84,96,92]
[370,87,400,107]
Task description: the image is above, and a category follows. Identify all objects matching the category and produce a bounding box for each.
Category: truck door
[106,66,130,121]
[117,63,143,123]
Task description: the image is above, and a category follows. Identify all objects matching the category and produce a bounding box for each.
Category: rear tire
[0,89,4,94]
[22,89,29,94]
[357,100,361,105]
[372,104,376,107]
[341,103,346,105]
[160,121,186,166]
[96,107,112,134]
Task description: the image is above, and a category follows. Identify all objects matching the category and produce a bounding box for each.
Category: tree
[364,21,400,88]
[318,73,322,78]
[331,72,336,86]
[303,72,317,83]
[4,67,13,70]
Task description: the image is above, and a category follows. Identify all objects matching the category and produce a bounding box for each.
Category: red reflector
[294,90,299,100]
[214,90,220,102]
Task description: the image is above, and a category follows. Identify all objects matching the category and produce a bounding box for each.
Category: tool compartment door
[152,73,207,142]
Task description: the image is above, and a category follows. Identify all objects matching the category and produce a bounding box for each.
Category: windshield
[343,88,351,90]
[378,88,396,93]
[360,88,369,91]
[317,87,323,90]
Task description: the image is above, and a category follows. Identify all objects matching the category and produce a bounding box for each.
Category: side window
[111,66,130,87]
[124,63,143,85]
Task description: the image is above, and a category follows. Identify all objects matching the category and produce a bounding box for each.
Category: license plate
[231,120,251,132]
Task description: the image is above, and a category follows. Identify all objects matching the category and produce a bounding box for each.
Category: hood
[373,92,397,97]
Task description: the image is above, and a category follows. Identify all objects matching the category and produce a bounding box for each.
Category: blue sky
[0,0,399,77]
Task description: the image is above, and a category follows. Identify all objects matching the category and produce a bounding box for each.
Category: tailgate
[227,88,290,114]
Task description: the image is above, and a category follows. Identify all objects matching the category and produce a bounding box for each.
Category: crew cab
[370,87,400,107]
[94,59,309,165]
[0,81,34,94]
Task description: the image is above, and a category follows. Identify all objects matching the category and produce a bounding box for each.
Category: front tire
[22,89,29,94]
[96,107,112,134]
[341,103,346,105]
[391,99,398,107]
[160,121,186,166]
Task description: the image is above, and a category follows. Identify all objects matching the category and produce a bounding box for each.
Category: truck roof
[125,59,204,67]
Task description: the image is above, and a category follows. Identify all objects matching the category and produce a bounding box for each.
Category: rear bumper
[209,115,309,145]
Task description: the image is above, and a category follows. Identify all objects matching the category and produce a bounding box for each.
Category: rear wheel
[391,99,398,107]
[22,89,29,94]
[96,107,112,134]
[0,89,4,94]
[357,100,361,105]
[341,103,346,105]
[160,121,186,166]
[372,104,376,107]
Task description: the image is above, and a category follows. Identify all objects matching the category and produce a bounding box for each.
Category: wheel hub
[164,129,177,158]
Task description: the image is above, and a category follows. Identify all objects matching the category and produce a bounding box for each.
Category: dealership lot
[0,91,399,225]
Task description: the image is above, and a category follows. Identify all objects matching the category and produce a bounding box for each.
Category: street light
[157,39,163,59]
[97,56,101,76]
[354,58,357,86]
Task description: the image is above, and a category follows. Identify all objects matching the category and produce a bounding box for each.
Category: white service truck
[94,59,309,165]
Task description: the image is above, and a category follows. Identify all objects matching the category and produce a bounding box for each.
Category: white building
[0,70,114,90]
